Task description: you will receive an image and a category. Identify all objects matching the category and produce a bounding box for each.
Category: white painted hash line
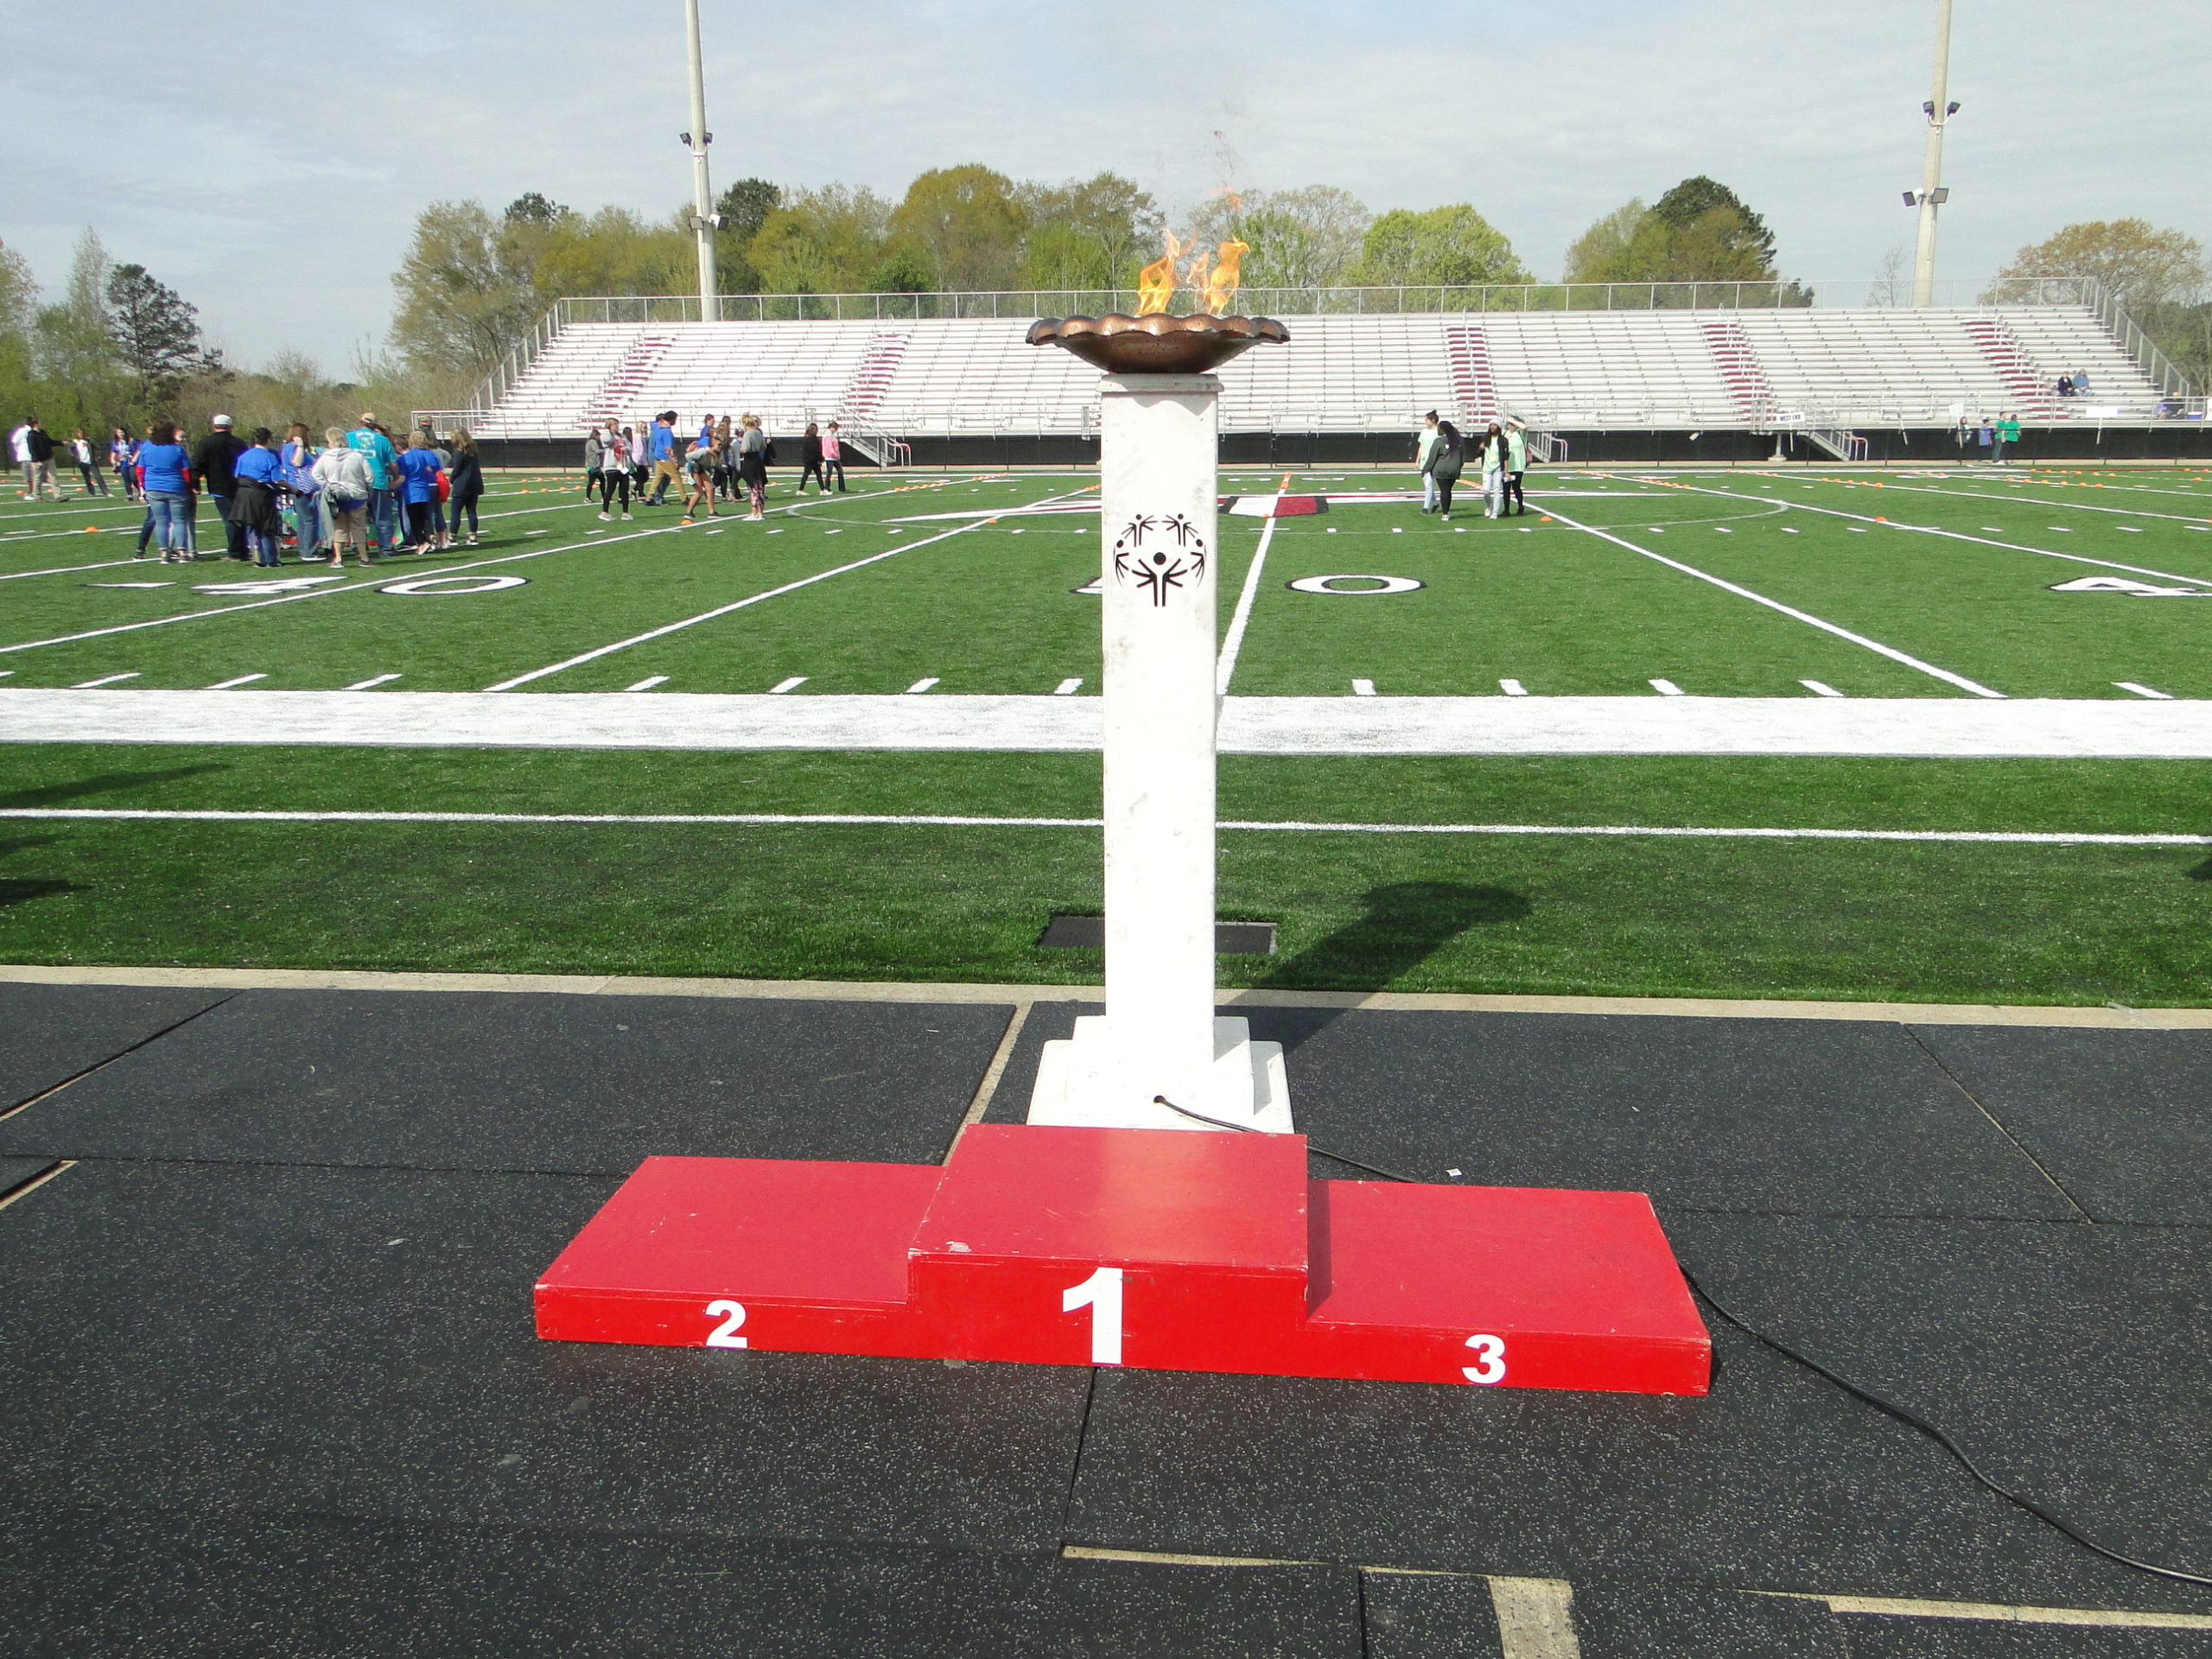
[1,806,2200,848]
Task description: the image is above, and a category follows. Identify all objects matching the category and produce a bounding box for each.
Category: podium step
[536,1126,1710,1395]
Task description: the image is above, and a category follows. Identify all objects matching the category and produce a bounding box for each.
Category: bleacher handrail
[536,277,2104,328]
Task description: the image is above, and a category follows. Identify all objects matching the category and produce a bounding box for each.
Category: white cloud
[0,0,2202,374]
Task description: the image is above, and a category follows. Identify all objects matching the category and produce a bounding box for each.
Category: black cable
[1681,1269,2212,1587]
[1160,1094,2212,1587]
[1150,1096,1423,1184]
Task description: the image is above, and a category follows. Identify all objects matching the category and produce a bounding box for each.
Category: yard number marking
[1463,1333,1507,1385]
[1063,1266,1124,1365]
[379,575,530,596]
[1286,574,1424,596]
[703,1299,749,1349]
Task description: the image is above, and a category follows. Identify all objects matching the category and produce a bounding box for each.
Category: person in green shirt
[1994,412,2021,466]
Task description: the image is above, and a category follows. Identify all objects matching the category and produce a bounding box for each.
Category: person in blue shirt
[347,414,400,556]
[134,421,197,563]
[645,413,678,505]
[231,428,288,567]
[393,431,445,552]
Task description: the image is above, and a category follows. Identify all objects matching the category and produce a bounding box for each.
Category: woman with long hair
[136,420,197,563]
[597,426,633,521]
[111,426,141,503]
[1480,423,1508,518]
[1429,419,1465,521]
[735,414,768,521]
[447,430,484,544]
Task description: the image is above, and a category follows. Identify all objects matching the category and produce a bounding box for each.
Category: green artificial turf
[0,741,2205,1006]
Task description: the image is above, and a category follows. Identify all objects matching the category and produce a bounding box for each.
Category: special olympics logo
[1110,514,1208,607]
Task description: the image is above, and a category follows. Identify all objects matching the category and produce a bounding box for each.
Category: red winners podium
[536,1124,1711,1395]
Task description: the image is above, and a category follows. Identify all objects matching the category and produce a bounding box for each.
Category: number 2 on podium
[1063,1266,1123,1365]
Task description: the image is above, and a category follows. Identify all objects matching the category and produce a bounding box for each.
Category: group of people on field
[9,417,118,499]
[1957,411,2023,464]
[1415,411,1529,520]
[582,412,848,525]
[57,412,485,566]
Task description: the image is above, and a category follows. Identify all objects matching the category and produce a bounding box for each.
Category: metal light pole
[681,0,719,321]
[1909,0,1958,308]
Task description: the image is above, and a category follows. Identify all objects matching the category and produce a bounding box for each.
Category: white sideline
[2,806,2202,848]
[7,689,2212,757]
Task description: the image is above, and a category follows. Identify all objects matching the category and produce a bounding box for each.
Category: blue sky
[1,0,2202,376]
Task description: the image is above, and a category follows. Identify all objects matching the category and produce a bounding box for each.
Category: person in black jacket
[447,429,485,544]
[192,415,251,559]
[1429,420,1465,520]
[798,423,830,494]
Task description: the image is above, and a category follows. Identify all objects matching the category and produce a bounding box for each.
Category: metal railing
[2077,277,2196,397]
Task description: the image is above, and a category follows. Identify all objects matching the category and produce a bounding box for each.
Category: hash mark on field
[768,677,808,694]
[345,675,400,690]
[207,674,266,690]
[1053,678,1084,696]
[1650,679,1686,696]
[73,673,138,688]
[625,676,669,692]
[905,678,940,694]
[1500,679,1529,696]
[1352,679,1377,696]
[2115,682,2175,700]
[1802,680,1846,698]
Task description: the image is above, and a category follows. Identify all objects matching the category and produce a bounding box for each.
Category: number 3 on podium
[1463,1332,1506,1385]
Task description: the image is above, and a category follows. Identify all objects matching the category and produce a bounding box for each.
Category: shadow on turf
[0,765,229,810]
[1258,880,1529,1007]
[0,836,80,911]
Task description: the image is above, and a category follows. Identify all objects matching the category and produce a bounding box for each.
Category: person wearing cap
[346,414,400,557]
[193,415,250,559]
[1415,412,1442,513]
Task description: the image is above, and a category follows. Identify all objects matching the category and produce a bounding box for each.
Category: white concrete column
[1026,373,1292,1134]
[1098,374,1223,1109]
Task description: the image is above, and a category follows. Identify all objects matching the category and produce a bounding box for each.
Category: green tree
[747,186,893,294]
[0,235,35,340]
[1191,186,1370,290]
[533,207,691,298]
[388,200,543,380]
[1649,176,1776,269]
[1351,205,1530,287]
[1565,179,1779,286]
[504,192,569,226]
[105,263,222,396]
[34,229,122,391]
[1016,173,1163,289]
[891,165,1027,291]
[714,178,781,293]
[1983,219,2209,310]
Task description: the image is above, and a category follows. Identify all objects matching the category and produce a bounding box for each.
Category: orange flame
[1185,245,1212,307]
[1204,238,1249,315]
[1136,231,1185,316]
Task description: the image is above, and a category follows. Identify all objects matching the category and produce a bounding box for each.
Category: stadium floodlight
[1910,0,1958,308]
[682,0,718,321]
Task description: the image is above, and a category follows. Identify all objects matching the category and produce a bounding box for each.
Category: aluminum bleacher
[451,302,2171,449]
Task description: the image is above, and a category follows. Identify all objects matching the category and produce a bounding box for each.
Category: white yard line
[1643,476,2212,589]
[1544,505,2008,699]
[1216,505,1281,696]
[2,804,2202,847]
[1875,480,2212,526]
[480,484,1096,692]
[11,689,2212,757]
[0,524,683,658]
[0,556,154,582]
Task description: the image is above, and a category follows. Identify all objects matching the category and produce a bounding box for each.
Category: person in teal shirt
[1994,412,2021,466]
[347,415,399,555]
